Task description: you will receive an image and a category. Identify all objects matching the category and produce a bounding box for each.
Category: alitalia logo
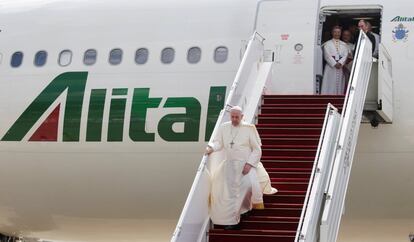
[391,16,414,22]
[1,72,226,142]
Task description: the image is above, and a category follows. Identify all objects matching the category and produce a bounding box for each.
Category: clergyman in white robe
[207,120,276,226]
[321,38,349,95]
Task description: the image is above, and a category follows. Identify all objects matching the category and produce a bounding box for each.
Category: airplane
[0,0,412,241]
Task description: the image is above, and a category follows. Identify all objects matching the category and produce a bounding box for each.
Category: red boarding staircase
[209,95,345,242]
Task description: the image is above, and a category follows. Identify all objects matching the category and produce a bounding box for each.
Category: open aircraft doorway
[319,6,393,125]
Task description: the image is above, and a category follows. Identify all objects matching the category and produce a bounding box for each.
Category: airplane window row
[9,46,229,68]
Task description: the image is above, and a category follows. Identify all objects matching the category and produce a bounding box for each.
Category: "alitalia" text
[1,72,226,142]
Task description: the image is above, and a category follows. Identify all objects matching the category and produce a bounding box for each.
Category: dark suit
[353,30,376,55]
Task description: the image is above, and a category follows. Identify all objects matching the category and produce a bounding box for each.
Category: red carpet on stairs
[209,95,345,242]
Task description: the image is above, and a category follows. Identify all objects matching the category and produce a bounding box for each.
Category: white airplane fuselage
[0,0,413,241]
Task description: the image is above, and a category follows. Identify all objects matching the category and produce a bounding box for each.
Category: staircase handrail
[295,31,373,242]
[320,32,373,242]
[295,104,341,241]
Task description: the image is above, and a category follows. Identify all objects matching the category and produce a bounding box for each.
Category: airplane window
[135,48,149,65]
[109,48,123,65]
[84,49,97,65]
[10,51,23,68]
[34,50,47,67]
[161,47,175,64]
[58,50,72,67]
[0,53,3,64]
[214,46,228,63]
[187,47,201,64]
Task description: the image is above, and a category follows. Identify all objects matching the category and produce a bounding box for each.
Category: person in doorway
[205,106,277,230]
[348,25,359,44]
[342,29,355,53]
[321,26,349,95]
[357,19,376,55]
[342,29,355,84]
[367,21,380,58]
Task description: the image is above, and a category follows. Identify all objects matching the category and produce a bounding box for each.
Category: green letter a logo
[1,72,88,142]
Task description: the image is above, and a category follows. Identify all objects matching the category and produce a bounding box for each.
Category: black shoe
[241,210,251,219]
[223,224,241,230]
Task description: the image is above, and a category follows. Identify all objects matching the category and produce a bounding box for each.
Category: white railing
[294,32,373,242]
[320,32,373,242]
[377,43,393,122]
[170,32,273,242]
[296,104,341,242]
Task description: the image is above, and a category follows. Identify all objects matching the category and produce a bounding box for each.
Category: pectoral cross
[230,141,235,148]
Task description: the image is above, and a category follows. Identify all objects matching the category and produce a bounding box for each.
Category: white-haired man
[357,19,377,55]
[205,106,277,230]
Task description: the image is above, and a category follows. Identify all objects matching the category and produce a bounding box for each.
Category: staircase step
[257,123,323,128]
[209,229,296,242]
[261,137,319,146]
[244,215,300,223]
[263,193,306,204]
[267,171,311,179]
[261,103,342,108]
[260,133,320,138]
[262,161,314,169]
[262,144,318,149]
[262,95,345,105]
[210,228,296,235]
[257,124,322,135]
[258,116,326,125]
[261,107,340,115]
[261,158,315,164]
[264,203,303,208]
[241,220,299,230]
[263,95,345,98]
[250,207,302,217]
[270,190,307,195]
[262,148,317,157]
[240,218,299,231]
[263,100,344,106]
[265,167,312,172]
[271,177,310,183]
[259,113,326,117]
[263,99,345,105]
[271,182,309,191]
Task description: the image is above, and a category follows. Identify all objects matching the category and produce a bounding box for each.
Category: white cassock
[208,121,277,225]
[322,39,350,95]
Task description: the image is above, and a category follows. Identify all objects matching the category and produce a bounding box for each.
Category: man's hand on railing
[205,146,214,155]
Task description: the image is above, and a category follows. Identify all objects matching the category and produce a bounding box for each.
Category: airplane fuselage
[0,0,413,241]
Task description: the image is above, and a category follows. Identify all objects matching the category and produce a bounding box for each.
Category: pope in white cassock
[322,26,350,95]
[206,106,277,230]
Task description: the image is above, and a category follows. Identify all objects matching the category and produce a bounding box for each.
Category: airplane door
[254,0,321,94]
[377,44,393,122]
